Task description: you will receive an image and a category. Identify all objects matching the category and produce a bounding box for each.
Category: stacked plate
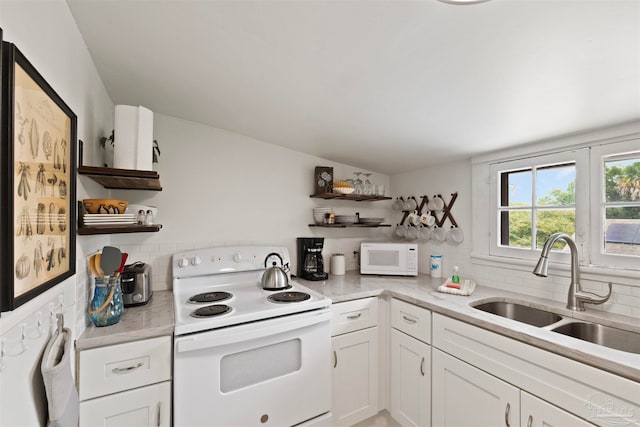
[313,207,333,224]
[83,213,137,226]
[335,215,358,224]
[358,217,384,225]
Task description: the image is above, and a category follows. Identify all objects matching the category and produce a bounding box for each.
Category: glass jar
[89,276,124,327]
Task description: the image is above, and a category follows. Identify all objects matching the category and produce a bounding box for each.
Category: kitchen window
[482,138,640,273]
[590,139,640,270]
[489,149,589,264]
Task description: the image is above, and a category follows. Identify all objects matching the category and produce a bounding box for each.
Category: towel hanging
[41,314,79,427]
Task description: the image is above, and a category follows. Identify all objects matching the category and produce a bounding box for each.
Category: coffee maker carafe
[297,237,329,281]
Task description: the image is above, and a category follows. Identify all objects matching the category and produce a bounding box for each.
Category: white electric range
[172,246,332,427]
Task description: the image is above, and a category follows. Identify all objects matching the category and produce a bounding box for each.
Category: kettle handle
[264,252,284,268]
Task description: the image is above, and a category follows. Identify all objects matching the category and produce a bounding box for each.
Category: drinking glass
[362,173,373,195]
[353,172,364,195]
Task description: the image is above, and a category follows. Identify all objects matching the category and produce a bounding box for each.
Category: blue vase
[89,276,124,327]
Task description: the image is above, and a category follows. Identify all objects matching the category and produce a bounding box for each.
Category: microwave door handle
[176,310,331,353]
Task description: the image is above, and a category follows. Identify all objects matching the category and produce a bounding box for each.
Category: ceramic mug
[433,226,447,242]
[408,210,421,226]
[420,211,435,226]
[392,198,404,211]
[394,224,406,238]
[406,226,419,240]
[430,196,445,212]
[418,224,431,241]
[448,226,464,243]
[403,197,418,211]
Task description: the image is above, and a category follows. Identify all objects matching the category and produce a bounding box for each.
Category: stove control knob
[233,252,242,263]
[191,256,202,266]
[178,257,189,268]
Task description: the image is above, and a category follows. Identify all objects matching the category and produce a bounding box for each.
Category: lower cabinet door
[432,349,520,427]
[521,392,594,427]
[79,381,171,427]
[390,329,431,427]
[331,326,379,427]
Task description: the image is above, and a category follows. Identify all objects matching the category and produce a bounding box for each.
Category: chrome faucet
[533,232,612,311]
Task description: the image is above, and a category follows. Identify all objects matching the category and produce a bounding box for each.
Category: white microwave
[360,242,418,276]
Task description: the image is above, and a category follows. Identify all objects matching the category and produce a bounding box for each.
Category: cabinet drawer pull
[333,350,337,368]
[347,313,362,320]
[156,402,161,427]
[527,415,533,427]
[112,362,144,374]
[420,357,425,376]
[504,403,511,427]
[402,315,417,324]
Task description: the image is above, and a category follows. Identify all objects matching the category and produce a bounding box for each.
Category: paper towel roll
[135,106,153,171]
[113,105,154,171]
[113,105,138,170]
[330,254,345,276]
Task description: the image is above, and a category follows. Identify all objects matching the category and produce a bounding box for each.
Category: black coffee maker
[297,237,329,281]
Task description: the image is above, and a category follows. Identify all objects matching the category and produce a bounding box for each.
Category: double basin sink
[472,301,640,354]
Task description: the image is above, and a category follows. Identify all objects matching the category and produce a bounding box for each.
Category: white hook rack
[0,294,66,374]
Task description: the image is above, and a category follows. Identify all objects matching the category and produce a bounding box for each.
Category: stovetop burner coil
[190,304,232,318]
[188,291,233,304]
[268,291,311,303]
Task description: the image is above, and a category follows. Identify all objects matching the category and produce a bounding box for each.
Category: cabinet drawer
[391,298,431,344]
[331,297,378,336]
[79,381,171,427]
[78,336,172,400]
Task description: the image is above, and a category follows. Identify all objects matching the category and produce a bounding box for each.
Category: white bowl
[334,187,355,195]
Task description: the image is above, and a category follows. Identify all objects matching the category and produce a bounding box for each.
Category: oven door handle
[176,310,331,353]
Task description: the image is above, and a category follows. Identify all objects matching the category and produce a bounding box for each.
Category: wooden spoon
[88,254,100,277]
[94,253,104,278]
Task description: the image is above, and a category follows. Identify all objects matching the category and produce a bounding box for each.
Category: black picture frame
[1,42,77,311]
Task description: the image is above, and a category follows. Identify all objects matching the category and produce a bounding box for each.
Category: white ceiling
[67,0,640,175]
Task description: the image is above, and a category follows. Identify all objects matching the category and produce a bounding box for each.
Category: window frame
[488,149,590,265]
[589,139,640,270]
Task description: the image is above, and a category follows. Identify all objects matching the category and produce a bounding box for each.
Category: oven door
[174,309,332,427]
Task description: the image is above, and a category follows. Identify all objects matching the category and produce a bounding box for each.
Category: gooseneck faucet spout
[533,232,612,311]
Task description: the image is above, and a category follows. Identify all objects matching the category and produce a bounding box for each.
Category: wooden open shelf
[77,140,162,190]
[78,224,162,235]
[78,165,162,190]
[308,223,391,228]
[310,193,392,201]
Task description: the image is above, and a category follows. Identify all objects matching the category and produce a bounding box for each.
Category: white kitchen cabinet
[331,298,379,427]
[79,381,170,427]
[432,313,637,427]
[521,391,594,427]
[390,299,431,427]
[77,336,172,427]
[390,329,430,427]
[432,348,520,427]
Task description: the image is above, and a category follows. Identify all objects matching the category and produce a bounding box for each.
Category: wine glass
[353,172,363,195]
[362,173,373,195]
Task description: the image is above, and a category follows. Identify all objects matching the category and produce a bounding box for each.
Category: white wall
[390,128,640,319]
[110,114,393,289]
[390,159,473,277]
[0,1,113,425]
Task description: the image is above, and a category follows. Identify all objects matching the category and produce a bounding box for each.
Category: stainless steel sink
[473,301,563,327]
[552,322,640,354]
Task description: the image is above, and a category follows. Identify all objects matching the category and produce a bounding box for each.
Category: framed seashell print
[1,41,77,311]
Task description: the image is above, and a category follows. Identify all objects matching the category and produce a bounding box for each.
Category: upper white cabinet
[331,298,379,427]
[390,299,431,427]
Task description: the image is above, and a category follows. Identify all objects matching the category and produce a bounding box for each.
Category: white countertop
[76,290,174,351]
[299,272,640,382]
